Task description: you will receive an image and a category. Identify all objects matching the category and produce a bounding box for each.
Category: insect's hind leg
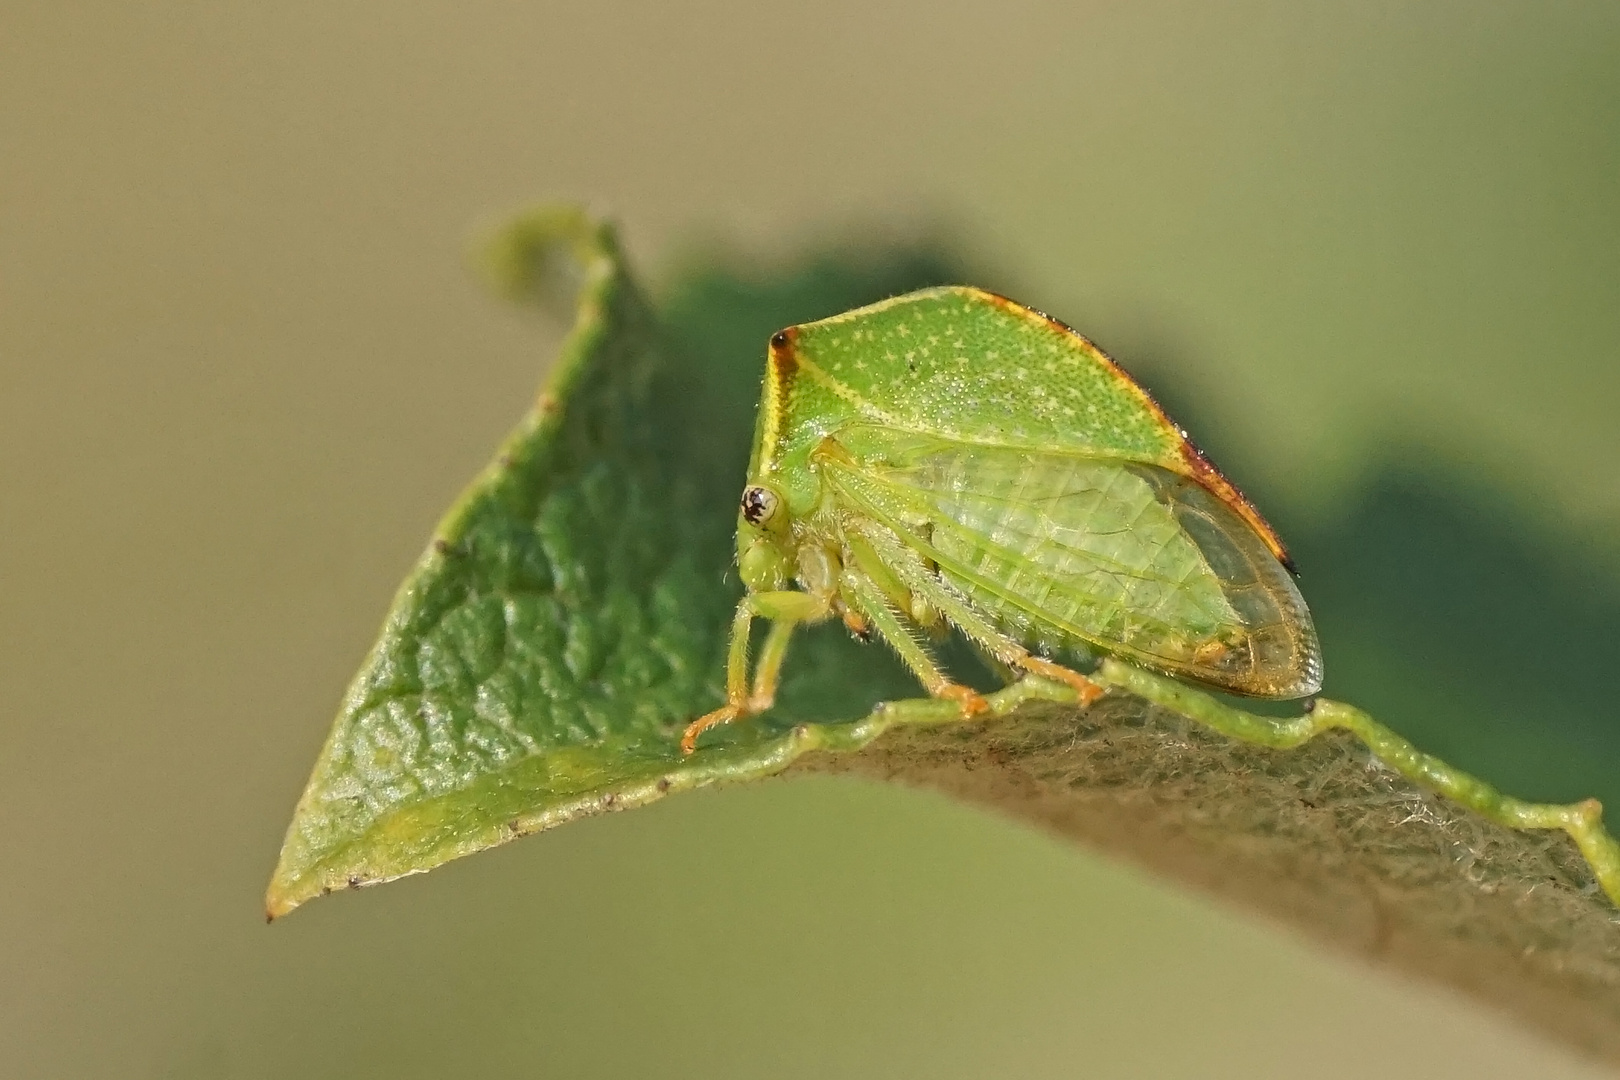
[1016,654,1106,707]
[837,566,989,716]
[848,523,1105,708]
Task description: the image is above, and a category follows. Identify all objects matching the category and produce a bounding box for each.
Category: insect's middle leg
[836,565,988,716]
[848,523,1105,708]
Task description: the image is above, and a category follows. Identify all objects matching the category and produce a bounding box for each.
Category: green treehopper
[683,287,1322,753]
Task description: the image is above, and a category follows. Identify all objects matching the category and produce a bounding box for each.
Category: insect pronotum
[680,286,1322,754]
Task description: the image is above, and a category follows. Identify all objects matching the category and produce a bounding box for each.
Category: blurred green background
[5,2,1619,1077]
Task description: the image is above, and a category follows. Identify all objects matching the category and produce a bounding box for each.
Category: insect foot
[935,683,991,717]
[1017,656,1106,708]
[679,704,742,756]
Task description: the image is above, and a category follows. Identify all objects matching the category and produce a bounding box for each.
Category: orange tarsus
[680,703,741,755]
[935,682,991,716]
[1017,655,1106,707]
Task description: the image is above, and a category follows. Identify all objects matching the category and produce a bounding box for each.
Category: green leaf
[266,207,934,916]
[269,207,1620,1065]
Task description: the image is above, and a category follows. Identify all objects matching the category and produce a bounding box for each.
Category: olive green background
[5,2,1619,1077]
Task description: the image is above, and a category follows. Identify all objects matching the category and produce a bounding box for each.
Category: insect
[680,286,1322,754]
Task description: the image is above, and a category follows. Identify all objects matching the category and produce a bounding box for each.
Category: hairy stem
[1093,659,1620,907]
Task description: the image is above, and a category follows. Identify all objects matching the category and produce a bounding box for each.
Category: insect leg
[680,599,753,754]
[1014,654,1106,707]
[680,590,830,754]
[849,522,1105,707]
[837,566,989,716]
[745,615,799,713]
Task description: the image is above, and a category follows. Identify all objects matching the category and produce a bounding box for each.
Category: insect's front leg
[743,591,831,712]
[679,589,831,755]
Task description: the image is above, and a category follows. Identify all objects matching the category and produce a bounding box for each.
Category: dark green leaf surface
[267,208,944,916]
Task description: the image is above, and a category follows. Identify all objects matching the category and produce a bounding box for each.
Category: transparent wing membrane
[820,427,1321,698]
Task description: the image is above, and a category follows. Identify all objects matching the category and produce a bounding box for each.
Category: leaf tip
[263,883,299,923]
[469,203,619,312]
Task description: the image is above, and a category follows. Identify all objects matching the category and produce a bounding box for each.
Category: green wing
[821,426,1322,699]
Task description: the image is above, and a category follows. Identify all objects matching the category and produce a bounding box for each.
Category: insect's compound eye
[770,330,790,349]
[740,485,781,528]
